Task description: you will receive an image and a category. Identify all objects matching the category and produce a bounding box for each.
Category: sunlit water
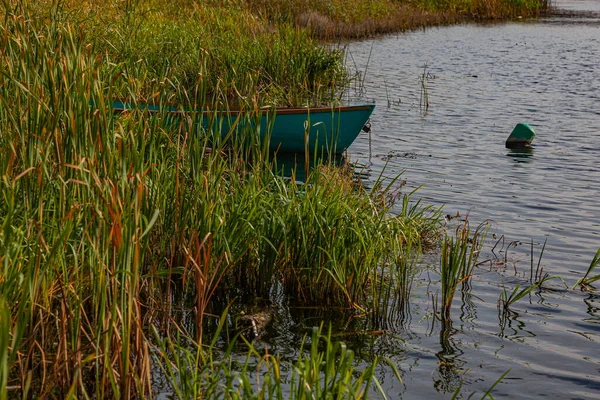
[336,0,600,397]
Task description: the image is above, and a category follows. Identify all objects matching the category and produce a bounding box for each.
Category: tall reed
[370,184,442,327]
[50,0,349,106]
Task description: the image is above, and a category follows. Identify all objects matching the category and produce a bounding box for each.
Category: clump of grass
[154,319,396,399]
[371,183,443,327]
[391,236,420,322]
[496,275,562,329]
[498,280,538,317]
[410,0,549,16]
[35,0,350,106]
[230,165,442,308]
[497,239,563,320]
[290,325,391,398]
[440,220,489,320]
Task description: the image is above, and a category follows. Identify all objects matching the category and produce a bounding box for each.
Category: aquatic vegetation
[573,247,600,289]
[154,322,394,399]
[529,238,547,284]
[370,185,443,327]
[498,281,538,317]
[245,0,550,38]
[21,0,349,106]
[419,63,431,116]
[439,220,489,320]
[0,0,568,398]
[409,0,549,16]
[451,369,511,400]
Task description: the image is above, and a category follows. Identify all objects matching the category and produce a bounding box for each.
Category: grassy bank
[245,0,551,38]
[18,0,551,106]
[23,0,349,106]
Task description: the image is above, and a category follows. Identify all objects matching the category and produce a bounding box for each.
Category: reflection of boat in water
[111,101,375,154]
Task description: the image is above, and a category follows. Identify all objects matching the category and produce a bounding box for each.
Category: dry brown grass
[244,0,549,39]
[295,7,457,39]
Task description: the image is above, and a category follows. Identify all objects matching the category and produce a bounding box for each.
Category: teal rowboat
[111,101,375,154]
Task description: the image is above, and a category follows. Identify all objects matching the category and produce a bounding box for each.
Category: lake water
[339,1,600,398]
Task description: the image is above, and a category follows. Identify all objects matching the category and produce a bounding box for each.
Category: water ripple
[346,1,600,397]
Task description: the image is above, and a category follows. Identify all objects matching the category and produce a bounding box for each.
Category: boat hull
[111,101,375,154]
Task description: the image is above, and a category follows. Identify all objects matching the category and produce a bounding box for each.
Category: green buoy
[506,123,535,149]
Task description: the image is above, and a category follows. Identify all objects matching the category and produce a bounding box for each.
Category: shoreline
[246,0,552,39]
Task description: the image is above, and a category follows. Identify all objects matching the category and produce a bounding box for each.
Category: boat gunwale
[109,100,375,116]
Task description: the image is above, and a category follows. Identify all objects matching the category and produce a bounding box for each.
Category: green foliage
[246,0,549,37]
[59,0,349,106]
[573,247,600,289]
[440,220,488,320]
[407,0,546,14]
[0,298,9,400]
[498,281,538,315]
[154,323,390,399]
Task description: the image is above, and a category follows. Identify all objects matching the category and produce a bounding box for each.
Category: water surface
[338,1,600,397]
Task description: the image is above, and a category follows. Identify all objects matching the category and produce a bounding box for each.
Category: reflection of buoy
[506,123,535,149]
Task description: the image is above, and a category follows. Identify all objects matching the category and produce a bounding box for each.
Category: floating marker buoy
[506,123,535,149]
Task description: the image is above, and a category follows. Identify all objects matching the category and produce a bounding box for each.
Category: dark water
[336,1,600,398]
